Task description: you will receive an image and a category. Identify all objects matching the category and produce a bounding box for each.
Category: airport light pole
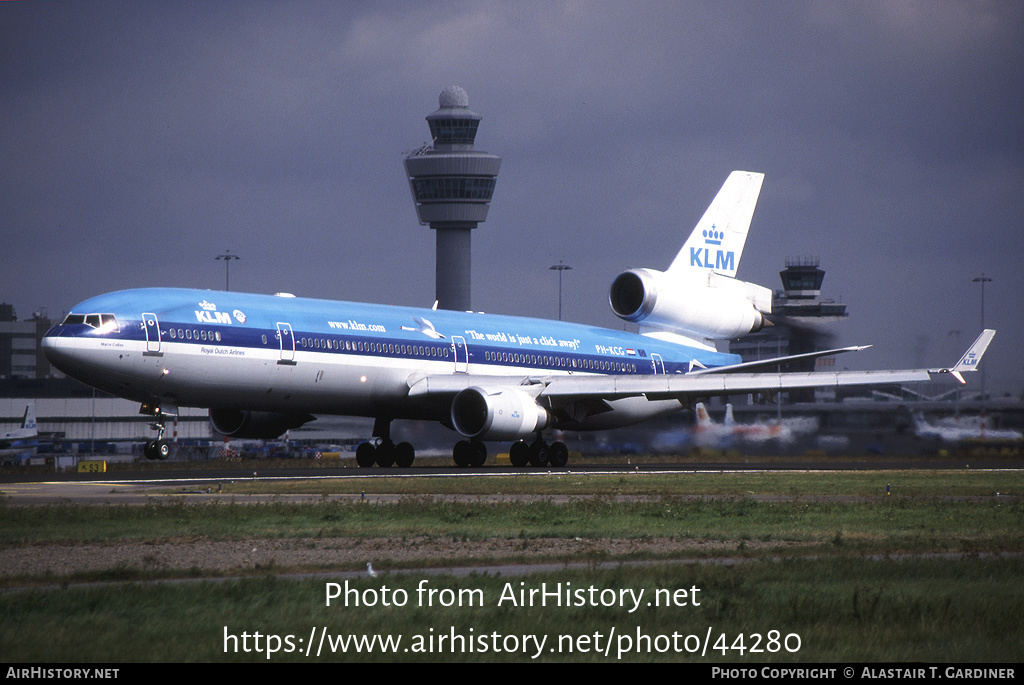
[216,250,240,291]
[550,261,572,321]
[972,274,992,403]
[948,329,962,415]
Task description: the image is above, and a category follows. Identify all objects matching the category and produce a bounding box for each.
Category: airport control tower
[404,86,501,311]
[730,258,848,402]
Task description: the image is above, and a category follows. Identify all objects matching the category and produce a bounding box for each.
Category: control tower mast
[404,86,502,311]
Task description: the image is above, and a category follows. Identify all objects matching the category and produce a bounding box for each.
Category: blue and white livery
[42,172,994,466]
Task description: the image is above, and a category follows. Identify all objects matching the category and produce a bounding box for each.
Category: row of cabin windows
[485,350,636,373]
[300,337,450,358]
[167,328,221,342]
[62,314,639,372]
[161,329,450,358]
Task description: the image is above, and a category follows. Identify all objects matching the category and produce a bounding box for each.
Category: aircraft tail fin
[23,403,37,433]
[695,402,713,428]
[667,171,765,278]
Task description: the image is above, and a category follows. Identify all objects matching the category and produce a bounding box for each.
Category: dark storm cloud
[1,1,1021,392]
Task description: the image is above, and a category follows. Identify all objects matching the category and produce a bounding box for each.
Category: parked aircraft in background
[0,403,39,459]
[913,413,1022,442]
[693,402,795,447]
[41,172,995,467]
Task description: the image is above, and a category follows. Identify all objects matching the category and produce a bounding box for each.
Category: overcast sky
[2,2,1022,394]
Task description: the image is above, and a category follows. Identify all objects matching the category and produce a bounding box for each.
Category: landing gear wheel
[547,441,568,467]
[470,440,487,467]
[453,440,472,467]
[509,440,530,467]
[376,440,395,467]
[394,442,415,468]
[143,440,170,460]
[356,442,376,467]
[528,439,549,467]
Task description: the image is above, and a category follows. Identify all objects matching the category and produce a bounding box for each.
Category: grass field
[1,468,1022,662]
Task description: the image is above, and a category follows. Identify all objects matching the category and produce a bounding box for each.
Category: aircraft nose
[41,324,86,371]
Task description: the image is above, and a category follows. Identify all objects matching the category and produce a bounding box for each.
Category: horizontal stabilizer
[686,345,871,375]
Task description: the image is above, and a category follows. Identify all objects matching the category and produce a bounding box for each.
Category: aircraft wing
[542,329,994,399]
[407,364,935,407]
[537,368,933,401]
[406,330,995,402]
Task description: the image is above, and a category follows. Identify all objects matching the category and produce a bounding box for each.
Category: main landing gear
[356,418,415,468]
[354,419,569,469]
[355,434,569,469]
[355,437,568,468]
[508,437,569,467]
[356,439,415,468]
[452,439,487,467]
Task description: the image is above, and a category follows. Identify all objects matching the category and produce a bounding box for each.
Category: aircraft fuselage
[43,288,738,430]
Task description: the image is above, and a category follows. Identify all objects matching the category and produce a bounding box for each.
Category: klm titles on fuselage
[194,302,246,326]
[195,310,233,325]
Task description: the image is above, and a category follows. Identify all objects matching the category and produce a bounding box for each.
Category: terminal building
[0,304,52,379]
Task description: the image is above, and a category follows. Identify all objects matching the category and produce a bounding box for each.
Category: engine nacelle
[450,387,550,441]
[209,408,315,439]
[609,268,771,341]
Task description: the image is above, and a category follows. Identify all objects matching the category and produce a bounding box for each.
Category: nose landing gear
[144,437,171,460]
[141,403,173,460]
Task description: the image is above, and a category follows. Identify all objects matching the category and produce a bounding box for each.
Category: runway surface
[2,457,1021,505]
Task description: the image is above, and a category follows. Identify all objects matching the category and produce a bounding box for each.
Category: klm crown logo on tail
[689,225,736,272]
[670,171,764,279]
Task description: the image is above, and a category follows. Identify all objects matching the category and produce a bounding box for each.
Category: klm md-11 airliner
[42,172,994,467]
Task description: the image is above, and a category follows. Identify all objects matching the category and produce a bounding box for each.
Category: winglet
[931,329,995,384]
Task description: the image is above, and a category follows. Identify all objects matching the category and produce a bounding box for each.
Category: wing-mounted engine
[209,408,315,439]
[609,268,772,342]
[450,386,550,441]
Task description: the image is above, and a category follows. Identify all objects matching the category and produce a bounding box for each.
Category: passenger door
[452,336,468,373]
[277,322,296,364]
[142,313,161,355]
[651,353,665,375]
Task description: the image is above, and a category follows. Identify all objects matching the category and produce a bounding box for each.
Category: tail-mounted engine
[609,268,772,341]
[451,386,550,441]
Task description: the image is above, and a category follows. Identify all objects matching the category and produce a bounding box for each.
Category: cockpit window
[61,313,119,332]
